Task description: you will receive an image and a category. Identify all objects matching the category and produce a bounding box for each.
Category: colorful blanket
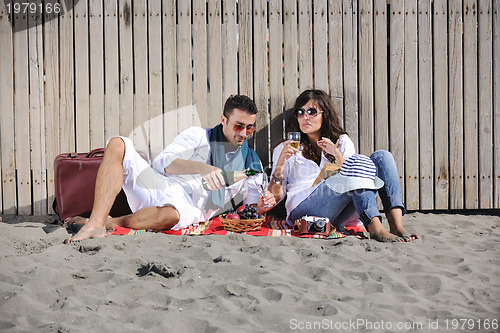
[109,216,363,239]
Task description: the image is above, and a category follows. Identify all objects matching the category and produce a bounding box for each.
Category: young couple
[65,91,417,244]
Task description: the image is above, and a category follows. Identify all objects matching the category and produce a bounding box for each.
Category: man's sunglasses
[232,122,256,134]
[295,107,324,118]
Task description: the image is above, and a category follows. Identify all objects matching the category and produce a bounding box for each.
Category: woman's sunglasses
[295,107,324,118]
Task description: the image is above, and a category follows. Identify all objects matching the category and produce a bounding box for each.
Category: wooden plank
[162,0,177,145]
[448,0,464,209]
[28,0,46,214]
[253,0,269,167]
[389,0,405,195]
[433,0,449,209]
[373,0,388,151]
[105,0,121,141]
[283,0,298,110]
[298,0,313,91]
[269,0,284,148]
[328,0,344,125]
[44,4,60,213]
[119,0,134,138]
[193,0,208,127]
[13,8,31,214]
[89,0,105,149]
[75,0,90,152]
[478,0,493,208]
[404,0,419,210]
[358,0,374,156]
[133,0,149,153]
[343,0,358,150]
[0,1,16,214]
[148,0,163,157]
[313,0,328,92]
[222,0,238,102]
[238,0,253,98]
[60,0,75,153]
[494,0,500,208]
[177,0,192,133]
[417,0,434,210]
[208,0,223,125]
[463,0,479,209]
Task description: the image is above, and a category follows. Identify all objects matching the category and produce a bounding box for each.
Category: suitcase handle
[86,148,105,158]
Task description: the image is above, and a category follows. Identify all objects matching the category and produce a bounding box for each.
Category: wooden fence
[0,0,498,215]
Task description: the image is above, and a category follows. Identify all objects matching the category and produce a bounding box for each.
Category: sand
[0,212,499,332]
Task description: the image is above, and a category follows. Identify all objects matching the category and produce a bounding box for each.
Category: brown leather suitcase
[53,148,132,221]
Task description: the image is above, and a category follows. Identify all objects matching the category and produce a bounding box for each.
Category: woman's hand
[317,137,344,165]
[277,140,300,165]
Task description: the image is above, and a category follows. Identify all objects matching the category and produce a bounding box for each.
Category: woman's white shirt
[271,134,355,221]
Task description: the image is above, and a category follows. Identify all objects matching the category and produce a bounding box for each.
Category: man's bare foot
[64,223,109,243]
[64,216,89,225]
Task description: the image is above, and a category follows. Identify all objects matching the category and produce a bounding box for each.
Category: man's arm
[164,158,226,191]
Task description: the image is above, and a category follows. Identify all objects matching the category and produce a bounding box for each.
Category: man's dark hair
[223,95,258,117]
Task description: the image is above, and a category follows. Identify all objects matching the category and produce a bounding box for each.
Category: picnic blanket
[108,216,363,239]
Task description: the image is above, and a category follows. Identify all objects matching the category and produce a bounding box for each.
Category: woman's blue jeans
[289,150,406,228]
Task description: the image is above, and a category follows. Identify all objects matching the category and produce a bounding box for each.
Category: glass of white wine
[287,132,301,164]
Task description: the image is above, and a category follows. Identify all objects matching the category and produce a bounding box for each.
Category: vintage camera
[294,216,331,235]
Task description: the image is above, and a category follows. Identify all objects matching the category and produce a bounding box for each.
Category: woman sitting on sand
[268,89,417,242]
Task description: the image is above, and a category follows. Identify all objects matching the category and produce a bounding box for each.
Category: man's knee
[106,137,126,156]
[157,205,180,230]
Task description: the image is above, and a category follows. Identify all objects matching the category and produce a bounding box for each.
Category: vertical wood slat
[478,0,493,209]
[193,0,208,127]
[28,1,46,214]
[162,0,177,144]
[43,5,60,213]
[222,0,238,102]
[298,0,313,91]
[13,8,31,214]
[283,0,298,110]
[133,0,149,153]
[343,0,358,150]
[328,0,344,125]
[89,0,105,149]
[60,0,75,154]
[418,0,434,210]
[449,0,464,209]
[373,0,388,151]
[75,0,90,152]
[119,0,134,138]
[253,0,270,167]
[177,0,192,133]
[0,1,16,214]
[313,0,328,92]
[404,0,419,210]
[358,0,374,156]
[208,0,223,125]
[494,0,500,208]
[104,0,120,142]
[463,0,479,209]
[238,0,253,99]
[269,0,284,148]
[389,0,405,194]
[148,0,163,157]
[433,0,449,209]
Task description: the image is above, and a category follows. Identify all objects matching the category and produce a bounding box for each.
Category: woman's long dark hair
[286,89,346,164]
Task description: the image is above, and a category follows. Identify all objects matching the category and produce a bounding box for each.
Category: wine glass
[258,173,272,208]
[287,132,301,164]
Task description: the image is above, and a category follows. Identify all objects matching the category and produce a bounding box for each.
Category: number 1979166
[6,2,61,15]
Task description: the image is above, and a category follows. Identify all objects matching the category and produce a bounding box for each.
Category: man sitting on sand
[64,95,276,243]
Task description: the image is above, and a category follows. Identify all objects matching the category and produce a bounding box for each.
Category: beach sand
[0,212,499,332]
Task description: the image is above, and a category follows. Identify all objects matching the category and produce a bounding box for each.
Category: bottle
[202,168,260,190]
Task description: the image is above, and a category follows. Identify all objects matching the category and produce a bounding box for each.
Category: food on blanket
[236,206,246,214]
[237,204,263,220]
[226,213,240,219]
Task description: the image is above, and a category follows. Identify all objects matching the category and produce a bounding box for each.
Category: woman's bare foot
[367,218,404,243]
[389,226,419,242]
